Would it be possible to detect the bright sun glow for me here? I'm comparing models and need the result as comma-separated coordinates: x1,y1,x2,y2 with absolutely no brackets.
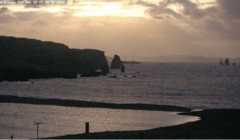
7,0,216,17
44,7,67,13
72,2,146,17
8,2,147,17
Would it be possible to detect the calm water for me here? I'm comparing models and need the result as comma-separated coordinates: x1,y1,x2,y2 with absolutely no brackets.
0,63,239,138
0,103,199,139
0,63,239,109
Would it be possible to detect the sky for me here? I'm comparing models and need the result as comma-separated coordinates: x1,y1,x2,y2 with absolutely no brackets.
0,0,240,60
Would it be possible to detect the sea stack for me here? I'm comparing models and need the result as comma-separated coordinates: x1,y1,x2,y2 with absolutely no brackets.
111,55,123,69
220,60,224,65
121,64,125,72
225,58,230,65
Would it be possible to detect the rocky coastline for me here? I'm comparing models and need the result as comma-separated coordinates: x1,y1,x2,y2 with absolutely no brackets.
0,36,109,82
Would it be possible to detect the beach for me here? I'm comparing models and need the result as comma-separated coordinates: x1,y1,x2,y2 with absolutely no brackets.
45,109,240,139
1,95,239,139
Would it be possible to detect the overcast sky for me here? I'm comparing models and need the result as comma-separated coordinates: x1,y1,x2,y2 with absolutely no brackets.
0,0,240,60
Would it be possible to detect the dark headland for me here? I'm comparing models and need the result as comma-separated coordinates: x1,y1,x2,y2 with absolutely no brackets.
0,36,109,82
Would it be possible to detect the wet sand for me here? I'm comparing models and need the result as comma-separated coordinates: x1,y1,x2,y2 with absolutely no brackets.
1,95,239,139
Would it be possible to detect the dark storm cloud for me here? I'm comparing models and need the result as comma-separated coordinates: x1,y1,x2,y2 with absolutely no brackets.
133,0,217,20
209,0,240,39
133,0,181,19
147,6,182,19
217,0,240,21
134,0,240,23
132,0,240,40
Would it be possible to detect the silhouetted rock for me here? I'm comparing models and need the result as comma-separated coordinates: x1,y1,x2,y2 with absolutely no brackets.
0,36,109,82
110,55,123,69
225,58,230,65
233,63,236,66
220,60,224,65
108,75,117,78
121,64,125,72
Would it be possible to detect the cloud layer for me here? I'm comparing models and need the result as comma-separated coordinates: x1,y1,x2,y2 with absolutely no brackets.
0,0,240,60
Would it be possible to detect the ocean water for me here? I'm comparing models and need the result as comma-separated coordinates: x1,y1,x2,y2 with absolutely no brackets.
0,63,239,138
0,103,199,139
0,63,239,109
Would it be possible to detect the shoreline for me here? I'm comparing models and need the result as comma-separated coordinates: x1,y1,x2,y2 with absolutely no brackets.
0,95,190,112
1,95,239,139
44,109,240,139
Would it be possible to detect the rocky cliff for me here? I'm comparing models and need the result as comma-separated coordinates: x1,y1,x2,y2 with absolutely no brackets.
0,36,109,81
110,55,123,69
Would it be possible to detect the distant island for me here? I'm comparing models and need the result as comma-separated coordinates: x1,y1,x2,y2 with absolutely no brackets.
0,36,109,82
107,55,239,63
122,61,140,64
138,55,240,63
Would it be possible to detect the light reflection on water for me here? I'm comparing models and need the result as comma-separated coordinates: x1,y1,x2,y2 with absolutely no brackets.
0,103,199,139
0,63,239,109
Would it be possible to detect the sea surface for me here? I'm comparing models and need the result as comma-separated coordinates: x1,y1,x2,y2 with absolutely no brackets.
1,62,239,109
0,62,240,138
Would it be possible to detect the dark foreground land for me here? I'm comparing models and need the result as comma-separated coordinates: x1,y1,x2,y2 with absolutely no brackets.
0,95,239,139
0,95,190,112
